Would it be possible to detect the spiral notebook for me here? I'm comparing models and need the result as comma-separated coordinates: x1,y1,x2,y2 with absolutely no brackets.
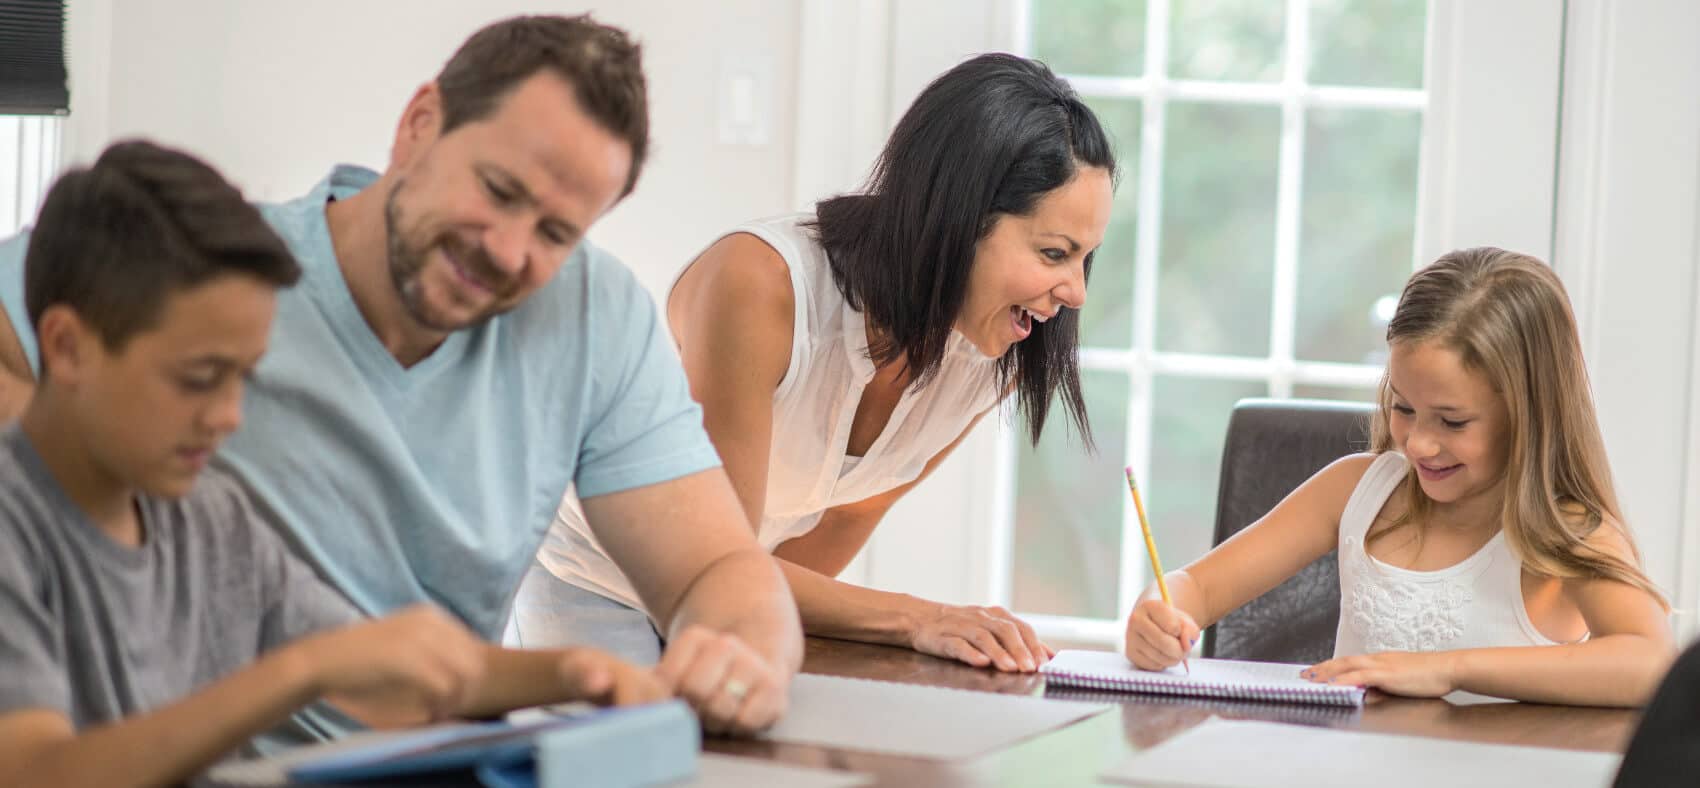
1041,650,1366,708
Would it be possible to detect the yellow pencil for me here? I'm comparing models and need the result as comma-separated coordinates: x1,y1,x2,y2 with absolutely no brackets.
1126,465,1189,674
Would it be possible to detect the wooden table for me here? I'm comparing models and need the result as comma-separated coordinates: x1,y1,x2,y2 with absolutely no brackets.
705,637,1640,787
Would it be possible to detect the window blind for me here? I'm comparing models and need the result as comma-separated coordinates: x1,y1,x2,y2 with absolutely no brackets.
0,0,69,115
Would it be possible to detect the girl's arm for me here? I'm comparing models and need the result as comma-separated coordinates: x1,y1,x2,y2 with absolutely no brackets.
1308,522,1676,707
1124,453,1371,669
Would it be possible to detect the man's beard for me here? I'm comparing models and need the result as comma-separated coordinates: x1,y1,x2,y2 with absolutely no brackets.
383,180,513,333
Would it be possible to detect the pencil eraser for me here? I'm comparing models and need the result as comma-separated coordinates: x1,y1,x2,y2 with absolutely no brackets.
535,700,699,787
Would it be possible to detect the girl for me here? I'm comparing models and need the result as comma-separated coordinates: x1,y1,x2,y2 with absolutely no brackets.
514,53,1117,673
1124,247,1673,706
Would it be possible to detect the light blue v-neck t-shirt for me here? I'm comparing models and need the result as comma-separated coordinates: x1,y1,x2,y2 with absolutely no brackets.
0,165,722,639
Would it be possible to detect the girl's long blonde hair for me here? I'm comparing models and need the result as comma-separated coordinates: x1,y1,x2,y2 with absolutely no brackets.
1369,247,1666,606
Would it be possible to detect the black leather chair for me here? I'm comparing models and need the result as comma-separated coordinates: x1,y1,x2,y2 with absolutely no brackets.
1200,398,1375,664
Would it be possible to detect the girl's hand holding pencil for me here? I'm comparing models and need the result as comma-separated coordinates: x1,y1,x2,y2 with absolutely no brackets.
1122,466,1199,672
1124,597,1202,671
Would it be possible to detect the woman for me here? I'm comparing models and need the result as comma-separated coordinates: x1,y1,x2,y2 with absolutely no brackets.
516,53,1118,672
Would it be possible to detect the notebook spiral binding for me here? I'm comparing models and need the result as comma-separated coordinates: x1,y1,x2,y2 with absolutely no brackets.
1044,686,1362,727
1043,670,1366,708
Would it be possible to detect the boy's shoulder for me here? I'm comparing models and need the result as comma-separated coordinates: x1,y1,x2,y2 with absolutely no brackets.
0,426,57,533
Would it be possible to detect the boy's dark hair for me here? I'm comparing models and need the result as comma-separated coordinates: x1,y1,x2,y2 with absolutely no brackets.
810,53,1119,447
24,140,301,367
437,14,649,199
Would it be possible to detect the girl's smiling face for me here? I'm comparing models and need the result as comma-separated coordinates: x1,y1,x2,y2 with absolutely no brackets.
1386,339,1512,511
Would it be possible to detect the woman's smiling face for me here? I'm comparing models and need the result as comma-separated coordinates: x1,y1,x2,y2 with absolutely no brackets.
954,166,1113,358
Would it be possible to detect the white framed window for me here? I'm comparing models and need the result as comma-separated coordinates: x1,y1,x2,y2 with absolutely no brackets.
989,0,1429,644
0,115,62,237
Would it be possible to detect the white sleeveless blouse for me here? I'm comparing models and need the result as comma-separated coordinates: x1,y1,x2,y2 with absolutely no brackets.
1333,452,1564,657
535,213,1003,612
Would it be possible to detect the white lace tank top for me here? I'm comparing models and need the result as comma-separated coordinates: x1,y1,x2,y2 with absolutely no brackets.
535,213,1003,612
1334,452,1564,657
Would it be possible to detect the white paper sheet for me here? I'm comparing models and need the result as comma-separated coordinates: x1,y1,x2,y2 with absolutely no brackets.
1102,718,1622,788
758,673,1112,760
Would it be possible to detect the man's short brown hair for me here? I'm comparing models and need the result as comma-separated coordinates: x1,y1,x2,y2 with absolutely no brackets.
436,14,649,198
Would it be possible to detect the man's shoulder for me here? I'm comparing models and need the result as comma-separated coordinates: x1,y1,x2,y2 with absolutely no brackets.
511,239,658,344
253,164,374,255
540,238,647,302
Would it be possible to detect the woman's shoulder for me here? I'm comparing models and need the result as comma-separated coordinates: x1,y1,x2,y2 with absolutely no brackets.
674,232,795,330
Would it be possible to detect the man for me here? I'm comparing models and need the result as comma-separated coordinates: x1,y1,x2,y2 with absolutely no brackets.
0,14,800,736
0,139,664,787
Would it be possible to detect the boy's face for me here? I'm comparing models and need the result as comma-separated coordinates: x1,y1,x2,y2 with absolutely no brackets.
64,275,276,498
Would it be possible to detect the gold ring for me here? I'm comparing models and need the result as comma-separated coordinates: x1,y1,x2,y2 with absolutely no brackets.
722,677,749,701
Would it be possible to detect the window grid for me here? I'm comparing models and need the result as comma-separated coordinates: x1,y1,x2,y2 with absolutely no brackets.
0,115,62,238
1003,0,1425,638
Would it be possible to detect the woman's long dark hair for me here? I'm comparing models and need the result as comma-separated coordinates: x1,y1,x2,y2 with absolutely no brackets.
810,53,1118,447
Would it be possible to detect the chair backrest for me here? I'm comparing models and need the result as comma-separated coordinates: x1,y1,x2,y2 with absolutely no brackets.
1201,398,1375,664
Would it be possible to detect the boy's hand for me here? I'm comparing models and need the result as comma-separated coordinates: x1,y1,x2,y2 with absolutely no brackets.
553,647,669,707
298,605,487,726
1123,598,1200,670
1303,651,1458,698
654,625,789,737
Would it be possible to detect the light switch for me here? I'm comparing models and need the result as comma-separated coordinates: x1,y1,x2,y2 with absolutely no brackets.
718,51,773,147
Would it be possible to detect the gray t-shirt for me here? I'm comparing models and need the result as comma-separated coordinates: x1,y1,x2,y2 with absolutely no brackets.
0,425,360,729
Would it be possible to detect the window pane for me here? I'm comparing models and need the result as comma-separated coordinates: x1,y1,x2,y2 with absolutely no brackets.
1169,0,1284,82
1012,370,1129,619
1291,384,1378,404
1295,107,1420,364
1157,101,1279,357
1149,376,1267,569
1080,97,1141,349
1308,0,1428,89
1029,0,1147,77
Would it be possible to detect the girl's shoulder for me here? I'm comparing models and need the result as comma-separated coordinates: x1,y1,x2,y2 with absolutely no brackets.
1299,452,1390,516
1557,502,1637,564
1313,452,1390,493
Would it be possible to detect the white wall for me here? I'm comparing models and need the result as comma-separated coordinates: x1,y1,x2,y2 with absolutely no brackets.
65,0,800,298
1552,2,1700,636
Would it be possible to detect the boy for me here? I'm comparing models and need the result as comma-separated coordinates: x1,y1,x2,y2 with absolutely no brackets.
0,141,664,787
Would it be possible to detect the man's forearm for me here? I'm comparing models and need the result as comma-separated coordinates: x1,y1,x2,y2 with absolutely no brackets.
669,548,803,672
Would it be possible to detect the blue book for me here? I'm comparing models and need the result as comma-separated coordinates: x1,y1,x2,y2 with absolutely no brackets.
287,700,698,787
